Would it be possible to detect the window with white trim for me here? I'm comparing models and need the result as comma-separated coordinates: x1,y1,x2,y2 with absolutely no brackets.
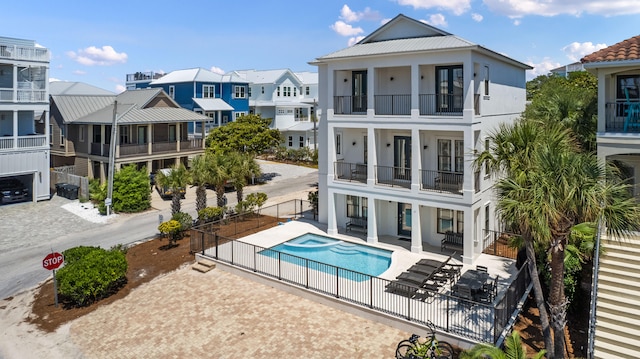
203,85,215,98
79,126,84,142
168,85,175,99
234,111,247,119
234,86,246,98
293,87,297,97
288,135,293,147
248,86,252,97
336,133,342,155
299,136,304,148
49,124,53,145
60,125,65,147
484,66,490,96
261,86,264,94
277,86,280,96
119,126,129,144
437,208,464,234
305,86,310,95
437,139,464,173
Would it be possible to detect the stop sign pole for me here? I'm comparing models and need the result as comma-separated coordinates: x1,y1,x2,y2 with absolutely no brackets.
43,252,64,307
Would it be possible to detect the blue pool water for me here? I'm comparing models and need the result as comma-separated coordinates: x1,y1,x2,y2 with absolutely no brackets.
261,233,392,281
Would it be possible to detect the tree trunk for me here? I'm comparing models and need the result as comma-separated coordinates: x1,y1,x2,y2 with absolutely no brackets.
195,185,206,213
171,193,181,215
549,239,568,358
526,238,555,358
236,185,243,205
216,185,225,207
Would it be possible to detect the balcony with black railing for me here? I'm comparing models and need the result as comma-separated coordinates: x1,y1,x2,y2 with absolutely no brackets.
375,165,411,189
334,161,367,184
419,94,463,116
605,101,640,133
334,95,367,115
374,94,411,115
421,170,463,195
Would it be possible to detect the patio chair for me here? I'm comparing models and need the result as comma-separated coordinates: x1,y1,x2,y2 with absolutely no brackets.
476,265,488,273
441,263,462,281
452,284,474,307
482,275,499,300
624,88,640,132
407,264,438,277
386,280,420,298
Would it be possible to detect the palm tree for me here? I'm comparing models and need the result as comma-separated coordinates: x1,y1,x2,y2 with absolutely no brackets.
477,118,640,358
155,163,190,215
460,331,546,359
228,151,261,204
190,154,211,213
206,152,232,207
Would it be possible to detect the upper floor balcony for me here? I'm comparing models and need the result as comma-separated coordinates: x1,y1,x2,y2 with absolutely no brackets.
0,134,47,151
89,138,204,158
332,65,481,117
604,100,640,133
126,71,165,82
0,43,49,63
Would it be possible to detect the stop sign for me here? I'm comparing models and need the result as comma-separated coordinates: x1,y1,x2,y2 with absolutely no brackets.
43,252,64,270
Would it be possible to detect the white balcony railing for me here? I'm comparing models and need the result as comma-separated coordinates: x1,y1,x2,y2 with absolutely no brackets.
0,88,47,102
0,44,50,62
0,135,47,150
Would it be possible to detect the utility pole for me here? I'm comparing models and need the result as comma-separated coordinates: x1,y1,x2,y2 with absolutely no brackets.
106,101,118,216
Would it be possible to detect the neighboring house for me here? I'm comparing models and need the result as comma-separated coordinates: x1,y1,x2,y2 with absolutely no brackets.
581,35,640,359
126,68,250,137
549,61,585,78
232,69,319,150
311,14,531,264
0,36,50,202
49,85,209,181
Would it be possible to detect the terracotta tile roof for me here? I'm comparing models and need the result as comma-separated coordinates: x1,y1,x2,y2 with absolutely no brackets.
581,35,640,63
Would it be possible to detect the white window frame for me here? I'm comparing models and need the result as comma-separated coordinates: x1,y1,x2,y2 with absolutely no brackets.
234,111,247,119
59,125,65,147
305,86,310,95
203,84,215,98
168,85,175,99
299,135,304,148
484,65,490,97
336,132,343,158
79,126,84,142
288,135,293,147
234,86,246,99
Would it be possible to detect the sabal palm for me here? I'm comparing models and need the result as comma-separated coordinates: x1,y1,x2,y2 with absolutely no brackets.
478,118,640,358
460,331,546,359
206,153,232,207
229,152,261,204
190,154,211,213
156,163,190,215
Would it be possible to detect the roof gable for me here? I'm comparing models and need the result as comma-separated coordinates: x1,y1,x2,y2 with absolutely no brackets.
115,88,178,109
581,35,640,64
358,14,450,44
51,95,115,123
50,81,114,96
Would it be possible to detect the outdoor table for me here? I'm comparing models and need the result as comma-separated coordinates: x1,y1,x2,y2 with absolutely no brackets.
454,269,489,293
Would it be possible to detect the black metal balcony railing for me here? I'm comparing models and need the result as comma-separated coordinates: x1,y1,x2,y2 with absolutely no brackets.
375,165,411,189
419,94,463,116
605,102,640,132
334,161,367,184
421,170,463,195
482,229,520,260
334,95,367,115
374,94,411,115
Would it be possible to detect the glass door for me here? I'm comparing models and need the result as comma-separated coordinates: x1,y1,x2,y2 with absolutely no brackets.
398,203,412,237
436,66,463,113
394,136,411,180
352,71,367,113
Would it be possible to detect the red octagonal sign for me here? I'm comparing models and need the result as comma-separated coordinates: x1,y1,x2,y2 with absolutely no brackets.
43,252,64,270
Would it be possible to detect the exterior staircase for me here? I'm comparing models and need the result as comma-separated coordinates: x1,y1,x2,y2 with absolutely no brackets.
593,236,640,358
192,257,217,273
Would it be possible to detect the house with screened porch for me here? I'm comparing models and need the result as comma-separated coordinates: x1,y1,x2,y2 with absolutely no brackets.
311,14,531,264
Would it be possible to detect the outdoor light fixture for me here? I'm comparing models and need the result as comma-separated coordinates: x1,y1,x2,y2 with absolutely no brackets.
390,77,394,81
344,78,348,82
423,145,428,150
352,141,356,146
387,143,391,147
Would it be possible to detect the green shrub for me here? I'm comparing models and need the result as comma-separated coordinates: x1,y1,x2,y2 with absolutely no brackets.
198,207,224,224
112,165,151,213
158,219,182,245
172,212,193,232
56,246,127,307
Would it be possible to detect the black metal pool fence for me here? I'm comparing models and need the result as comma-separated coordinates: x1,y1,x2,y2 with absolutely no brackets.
199,234,531,344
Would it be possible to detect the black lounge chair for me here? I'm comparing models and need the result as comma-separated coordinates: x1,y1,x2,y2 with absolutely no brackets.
385,280,421,298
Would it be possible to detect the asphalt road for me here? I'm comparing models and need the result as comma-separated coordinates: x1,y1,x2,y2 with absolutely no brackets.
0,161,317,299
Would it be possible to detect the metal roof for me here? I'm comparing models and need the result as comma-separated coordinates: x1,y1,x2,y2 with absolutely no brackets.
151,67,248,84
294,71,318,85
315,36,475,60
73,104,209,124
52,95,116,123
283,122,316,131
192,98,234,111
116,88,165,108
49,81,114,96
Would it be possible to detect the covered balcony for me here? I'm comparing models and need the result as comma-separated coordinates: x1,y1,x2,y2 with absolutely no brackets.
0,110,46,151
0,64,47,103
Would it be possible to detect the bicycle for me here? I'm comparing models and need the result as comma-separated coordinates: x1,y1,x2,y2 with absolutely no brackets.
395,323,455,359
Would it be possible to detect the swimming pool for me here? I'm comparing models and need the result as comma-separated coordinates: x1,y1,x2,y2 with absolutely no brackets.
261,233,392,281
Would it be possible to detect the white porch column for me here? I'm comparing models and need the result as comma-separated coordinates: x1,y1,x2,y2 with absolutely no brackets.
367,127,376,186
12,110,17,146
12,65,17,101
367,195,378,244
411,64,420,117
367,66,375,117
462,208,474,264
411,201,422,253
176,122,181,152
147,125,153,154
327,190,338,236
411,127,420,191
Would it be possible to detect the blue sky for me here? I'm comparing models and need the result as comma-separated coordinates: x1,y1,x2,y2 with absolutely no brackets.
4,0,640,93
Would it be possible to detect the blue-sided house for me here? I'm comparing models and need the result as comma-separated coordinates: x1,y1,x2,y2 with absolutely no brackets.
125,68,250,137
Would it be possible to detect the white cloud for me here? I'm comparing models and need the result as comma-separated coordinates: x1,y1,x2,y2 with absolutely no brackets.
210,66,225,75
49,78,62,82
396,0,471,16
115,84,126,93
73,70,86,75
526,58,562,80
348,36,366,46
484,0,640,18
67,45,127,66
331,20,364,36
471,13,483,22
340,5,381,22
562,41,607,62
513,19,521,25
425,13,448,27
